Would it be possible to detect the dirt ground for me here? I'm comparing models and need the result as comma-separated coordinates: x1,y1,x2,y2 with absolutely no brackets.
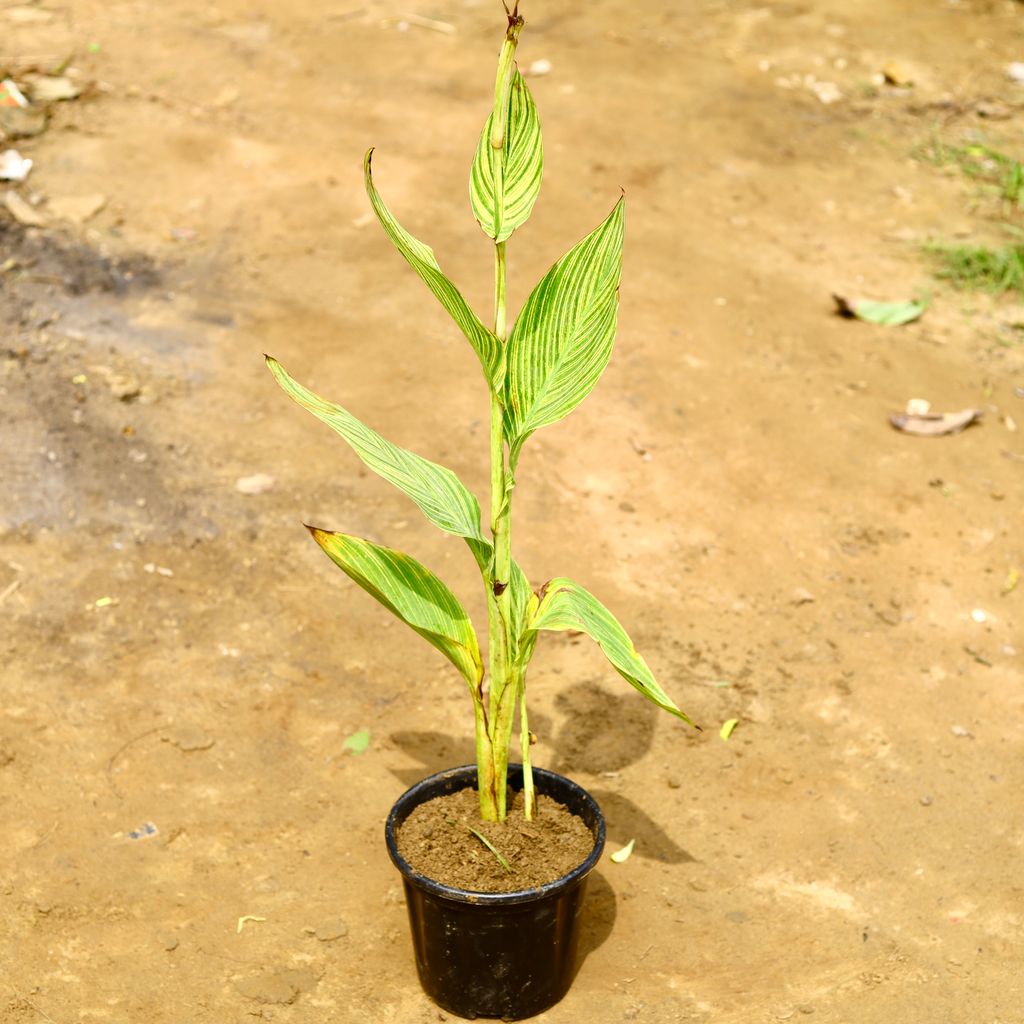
2,0,1024,1021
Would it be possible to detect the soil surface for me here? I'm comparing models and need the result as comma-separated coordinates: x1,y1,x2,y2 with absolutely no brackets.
2,1,1024,1022
396,786,595,892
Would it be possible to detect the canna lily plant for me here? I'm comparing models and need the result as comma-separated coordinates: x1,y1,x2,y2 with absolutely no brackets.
267,2,696,825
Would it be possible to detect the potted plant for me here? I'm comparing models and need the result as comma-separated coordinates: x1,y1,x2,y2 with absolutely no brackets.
266,3,697,1018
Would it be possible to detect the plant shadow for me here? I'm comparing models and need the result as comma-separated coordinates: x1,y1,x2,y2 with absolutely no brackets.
549,681,656,775
591,789,697,864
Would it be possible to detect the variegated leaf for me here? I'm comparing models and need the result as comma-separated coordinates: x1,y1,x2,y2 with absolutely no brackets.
505,198,625,462
364,149,504,390
470,69,543,243
267,356,491,571
524,576,697,727
309,528,484,693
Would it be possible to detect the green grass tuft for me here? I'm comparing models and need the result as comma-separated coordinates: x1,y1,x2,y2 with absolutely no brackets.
925,242,1024,296
915,137,1024,214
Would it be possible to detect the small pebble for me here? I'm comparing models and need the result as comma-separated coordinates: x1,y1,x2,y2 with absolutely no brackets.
950,725,971,738
236,473,275,495
920,795,933,807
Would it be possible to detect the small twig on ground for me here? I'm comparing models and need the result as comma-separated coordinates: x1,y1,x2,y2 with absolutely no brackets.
105,725,165,799
0,579,21,605
382,13,456,33
327,7,367,21
1,972,62,1024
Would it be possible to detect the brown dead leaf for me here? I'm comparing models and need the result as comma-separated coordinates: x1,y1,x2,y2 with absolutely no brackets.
889,409,982,436
23,75,82,103
4,190,46,226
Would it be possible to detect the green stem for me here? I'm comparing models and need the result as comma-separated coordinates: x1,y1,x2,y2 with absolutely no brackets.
487,242,515,821
519,680,534,819
480,7,524,824
474,692,497,821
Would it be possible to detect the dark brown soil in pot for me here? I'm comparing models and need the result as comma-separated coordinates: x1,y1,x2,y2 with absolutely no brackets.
396,785,595,892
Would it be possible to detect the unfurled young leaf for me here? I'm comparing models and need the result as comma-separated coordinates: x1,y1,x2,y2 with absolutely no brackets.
309,528,484,695
505,199,625,463
523,576,696,727
267,356,491,570
470,69,543,243
364,150,504,390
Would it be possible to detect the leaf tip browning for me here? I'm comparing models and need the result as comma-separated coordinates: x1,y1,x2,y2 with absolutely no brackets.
304,523,334,545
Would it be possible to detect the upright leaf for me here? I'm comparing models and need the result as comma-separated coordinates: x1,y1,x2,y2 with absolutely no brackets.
470,69,543,243
309,528,484,695
523,576,697,727
267,356,491,571
505,199,625,462
364,149,504,390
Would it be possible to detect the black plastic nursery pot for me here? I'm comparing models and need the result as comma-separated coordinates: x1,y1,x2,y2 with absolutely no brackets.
385,764,606,1021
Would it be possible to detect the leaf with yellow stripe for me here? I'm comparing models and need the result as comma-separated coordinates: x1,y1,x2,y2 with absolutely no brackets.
470,69,543,243
364,149,504,390
523,576,697,727
309,528,484,696
505,198,625,464
267,356,490,571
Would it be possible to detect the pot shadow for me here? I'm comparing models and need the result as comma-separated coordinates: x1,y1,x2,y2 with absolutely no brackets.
591,789,697,864
575,869,616,975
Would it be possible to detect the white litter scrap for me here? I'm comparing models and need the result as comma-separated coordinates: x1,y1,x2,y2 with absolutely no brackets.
0,149,32,182
235,473,275,495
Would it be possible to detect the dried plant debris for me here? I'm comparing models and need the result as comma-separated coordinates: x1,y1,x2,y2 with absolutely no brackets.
890,407,982,436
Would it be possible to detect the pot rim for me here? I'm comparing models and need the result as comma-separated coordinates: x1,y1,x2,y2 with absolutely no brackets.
385,763,606,906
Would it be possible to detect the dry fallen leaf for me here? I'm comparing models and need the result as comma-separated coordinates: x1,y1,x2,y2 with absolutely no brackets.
833,294,926,325
610,839,635,864
889,408,982,436
4,190,46,226
23,75,82,103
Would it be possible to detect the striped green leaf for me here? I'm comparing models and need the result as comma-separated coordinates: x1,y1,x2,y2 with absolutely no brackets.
505,198,625,462
309,528,484,694
523,577,697,727
470,69,543,243
267,356,491,572
364,149,504,391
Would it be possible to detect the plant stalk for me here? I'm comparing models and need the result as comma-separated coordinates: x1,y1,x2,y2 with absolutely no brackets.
480,6,526,824
519,682,535,819
487,241,515,821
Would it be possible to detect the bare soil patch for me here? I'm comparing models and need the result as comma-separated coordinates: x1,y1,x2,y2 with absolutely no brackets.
2,2,1023,1023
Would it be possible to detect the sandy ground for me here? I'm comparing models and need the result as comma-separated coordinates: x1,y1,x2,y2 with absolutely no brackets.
2,1,1024,1021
